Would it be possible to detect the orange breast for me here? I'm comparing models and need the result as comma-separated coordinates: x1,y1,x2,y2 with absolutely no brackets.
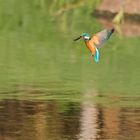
85,41,96,55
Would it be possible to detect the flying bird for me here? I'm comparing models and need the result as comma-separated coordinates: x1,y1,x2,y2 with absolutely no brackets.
74,28,114,63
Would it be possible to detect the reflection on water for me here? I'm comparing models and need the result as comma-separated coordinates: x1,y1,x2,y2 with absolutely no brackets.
0,97,139,140
79,92,98,140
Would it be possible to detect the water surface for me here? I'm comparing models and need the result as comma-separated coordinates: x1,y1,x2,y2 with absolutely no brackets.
0,0,140,139
0,97,140,140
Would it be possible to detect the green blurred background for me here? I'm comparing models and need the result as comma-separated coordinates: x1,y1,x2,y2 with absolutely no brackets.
0,0,139,103
0,1,140,140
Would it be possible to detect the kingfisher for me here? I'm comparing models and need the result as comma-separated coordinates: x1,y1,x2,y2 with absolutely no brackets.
74,28,114,63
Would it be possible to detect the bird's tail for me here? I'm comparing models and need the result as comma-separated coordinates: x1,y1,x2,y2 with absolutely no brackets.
93,47,99,63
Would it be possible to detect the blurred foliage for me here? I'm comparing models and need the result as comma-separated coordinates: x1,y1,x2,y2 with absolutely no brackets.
112,6,124,36
113,7,124,24
0,0,139,103
49,0,100,16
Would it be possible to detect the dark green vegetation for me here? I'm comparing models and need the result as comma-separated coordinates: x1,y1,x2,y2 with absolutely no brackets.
0,0,139,106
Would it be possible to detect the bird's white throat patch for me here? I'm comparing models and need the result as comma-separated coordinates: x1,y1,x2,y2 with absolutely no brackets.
84,36,90,40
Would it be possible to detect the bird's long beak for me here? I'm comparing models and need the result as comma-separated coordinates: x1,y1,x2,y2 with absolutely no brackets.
73,36,81,41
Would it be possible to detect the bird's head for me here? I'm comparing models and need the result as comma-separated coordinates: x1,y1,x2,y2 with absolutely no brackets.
74,33,90,41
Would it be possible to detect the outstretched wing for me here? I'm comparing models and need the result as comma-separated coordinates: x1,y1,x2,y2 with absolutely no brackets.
89,29,114,48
